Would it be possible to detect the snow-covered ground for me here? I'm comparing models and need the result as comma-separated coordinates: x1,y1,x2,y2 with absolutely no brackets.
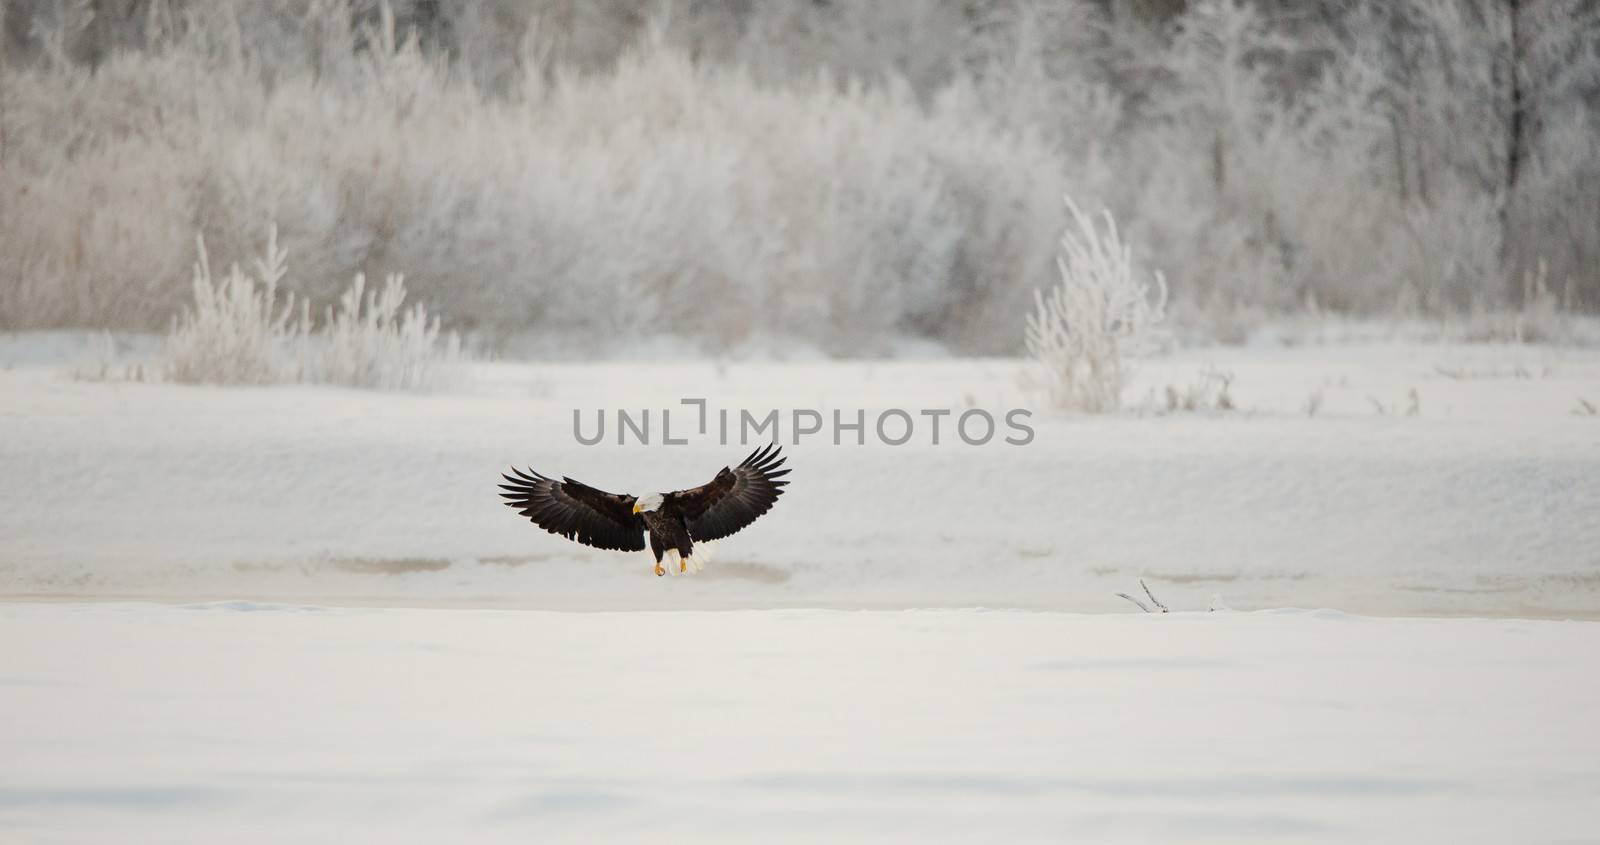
3,334,1599,842
3,335,1598,616
3,602,1598,843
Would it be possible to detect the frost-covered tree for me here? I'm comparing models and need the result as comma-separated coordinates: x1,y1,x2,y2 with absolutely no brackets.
1026,197,1166,413
1,0,1596,350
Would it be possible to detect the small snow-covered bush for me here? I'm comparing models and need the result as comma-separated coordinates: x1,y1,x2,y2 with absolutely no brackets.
318,273,461,391
1157,367,1236,415
164,230,308,386
1025,197,1166,413
162,228,459,390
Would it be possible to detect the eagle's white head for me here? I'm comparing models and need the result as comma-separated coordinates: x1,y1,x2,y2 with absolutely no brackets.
632,493,665,514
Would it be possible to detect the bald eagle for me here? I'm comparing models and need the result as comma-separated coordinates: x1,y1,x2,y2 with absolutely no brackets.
499,445,790,576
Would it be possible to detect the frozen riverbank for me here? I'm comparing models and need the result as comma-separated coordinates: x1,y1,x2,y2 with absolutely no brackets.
3,342,1599,616
2,602,1597,843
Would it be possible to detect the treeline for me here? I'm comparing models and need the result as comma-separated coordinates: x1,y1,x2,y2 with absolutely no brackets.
1,0,1596,351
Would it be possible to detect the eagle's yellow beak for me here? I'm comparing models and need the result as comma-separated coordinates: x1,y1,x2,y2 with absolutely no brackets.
632,502,642,514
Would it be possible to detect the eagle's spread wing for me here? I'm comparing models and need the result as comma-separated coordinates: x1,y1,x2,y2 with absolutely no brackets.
668,444,790,542
499,469,646,552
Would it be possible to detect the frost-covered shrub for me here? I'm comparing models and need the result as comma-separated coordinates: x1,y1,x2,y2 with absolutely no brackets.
1025,197,1166,413
165,231,308,386
1157,367,1236,415
317,273,461,391
162,228,459,390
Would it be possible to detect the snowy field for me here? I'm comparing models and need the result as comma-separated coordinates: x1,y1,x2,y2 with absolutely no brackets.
3,335,1600,842
3,335,1599,616
3,602,1599,843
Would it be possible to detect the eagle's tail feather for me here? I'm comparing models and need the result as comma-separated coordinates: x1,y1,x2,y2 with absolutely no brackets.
686,541,718,574
662,542,719,575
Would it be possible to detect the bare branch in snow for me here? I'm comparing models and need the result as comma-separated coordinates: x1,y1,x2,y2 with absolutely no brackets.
1141,578,1170,613
1115,592,1152,613
1117,578,1172,613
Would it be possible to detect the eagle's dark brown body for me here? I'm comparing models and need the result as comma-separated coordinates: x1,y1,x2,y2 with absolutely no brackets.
499,444,790,576
641,509,696,564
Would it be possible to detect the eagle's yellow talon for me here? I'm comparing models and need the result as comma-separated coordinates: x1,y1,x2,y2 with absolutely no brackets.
680,559,688,573
654,564,664,577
